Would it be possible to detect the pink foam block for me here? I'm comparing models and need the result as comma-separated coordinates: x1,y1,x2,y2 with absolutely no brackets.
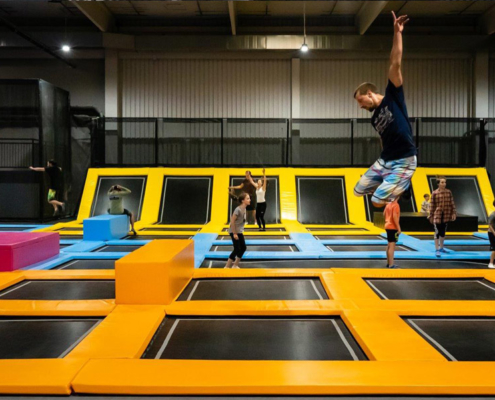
0,232,60,271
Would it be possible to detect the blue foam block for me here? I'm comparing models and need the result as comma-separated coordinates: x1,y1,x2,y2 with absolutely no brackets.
83,215,128,241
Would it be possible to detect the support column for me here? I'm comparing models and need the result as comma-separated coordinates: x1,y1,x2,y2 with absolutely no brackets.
291,58,301,165
474,51,489,118
105,50,122,164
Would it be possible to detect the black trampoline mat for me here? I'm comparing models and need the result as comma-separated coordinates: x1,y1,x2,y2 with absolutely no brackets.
327,245,412,252
141,227,201,232
223,227,286,232
316,235,384,240
211,245,298,252
0,280,115,300
177,278,328,301
160,176,212,224
123,235,193,240
142,317,366,361
366,278,495,300
446,245,488,252
55,259,116,270
411,235,482,240
217,235,290,240
60,244,71,249
297,177,348,225
93,245,142,253
56,227,83,231
199,259,487,269
91,176,147,221
406,317,495,361
365,188,416,222
60,235,82,240
0,317,101,359
0,227,31,231
307,228,366,232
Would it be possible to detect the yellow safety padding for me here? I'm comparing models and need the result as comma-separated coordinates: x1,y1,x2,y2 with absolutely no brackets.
331,268,494,278
22,270,115,280
352,298,495,316
116,240,194,305
164,300,355,316
0,300,115,316
343,310,446,361
0,272,24,291
321,274,378,301
72,359,495,395
67,305,165,359
0,359,87,395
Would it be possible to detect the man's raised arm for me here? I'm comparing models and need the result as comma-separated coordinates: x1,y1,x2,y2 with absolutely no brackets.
389,11,409,88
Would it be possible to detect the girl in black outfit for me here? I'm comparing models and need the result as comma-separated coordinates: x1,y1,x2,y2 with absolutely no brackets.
225,193,250,269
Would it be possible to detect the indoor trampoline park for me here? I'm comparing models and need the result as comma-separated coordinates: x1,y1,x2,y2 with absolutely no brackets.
1,0,495,398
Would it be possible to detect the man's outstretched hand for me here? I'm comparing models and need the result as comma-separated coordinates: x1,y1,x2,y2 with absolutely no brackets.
392,11,409,33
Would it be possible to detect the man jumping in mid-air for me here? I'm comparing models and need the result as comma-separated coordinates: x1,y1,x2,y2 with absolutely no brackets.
353,12,417,207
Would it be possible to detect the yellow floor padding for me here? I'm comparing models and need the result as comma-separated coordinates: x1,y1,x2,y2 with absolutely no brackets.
72,359,495,395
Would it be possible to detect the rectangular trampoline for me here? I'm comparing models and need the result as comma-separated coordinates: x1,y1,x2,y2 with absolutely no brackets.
222,227,286,232
93,245,142,253
142,316,367,361
307,228,367,232
446,245,488,252
123,235,193,240
217,235,290,240
199,259,487,269
0,317,101,359
55,259,117,270
326,245,413,252
296,177,349,225
366,278,495,300
141,227,201,232
159,176,212,225
211,245,298,252
315,235,384,240
177,278,328,301
411,235,483,240
0,280,115,300
405,317,495,361
90,176,147,221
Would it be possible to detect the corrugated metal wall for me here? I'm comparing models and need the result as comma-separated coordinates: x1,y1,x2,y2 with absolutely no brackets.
121,59,291,118
300,57,472,118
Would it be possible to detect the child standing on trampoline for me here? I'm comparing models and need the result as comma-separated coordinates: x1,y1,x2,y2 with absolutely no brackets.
384,197,401,269
428,176,456,257
256,168,267,231
108,185,137,235
353,12,417,207
225,193,250,269
488,201,495,269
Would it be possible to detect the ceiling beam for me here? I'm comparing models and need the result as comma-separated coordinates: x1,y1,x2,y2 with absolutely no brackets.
228,1,236,36
480,4,495,35
355,1,388,35
73,2,116,33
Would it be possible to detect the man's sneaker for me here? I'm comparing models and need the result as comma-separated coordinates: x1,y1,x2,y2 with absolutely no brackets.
439,248,448,253
389,264,400,269
435,250,441,257
489,263,495,269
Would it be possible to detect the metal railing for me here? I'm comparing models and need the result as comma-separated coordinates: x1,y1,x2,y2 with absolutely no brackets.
0,138,39,168
94,117,491,168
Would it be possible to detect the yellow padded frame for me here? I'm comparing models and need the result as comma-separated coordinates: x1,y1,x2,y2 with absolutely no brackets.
42,166,493,235
70,267,495,395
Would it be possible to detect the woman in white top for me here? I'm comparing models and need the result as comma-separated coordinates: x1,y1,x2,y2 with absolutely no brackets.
256,168,267,231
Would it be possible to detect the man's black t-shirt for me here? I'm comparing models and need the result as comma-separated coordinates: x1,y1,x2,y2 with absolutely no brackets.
45,166,62,191
371,80,417,162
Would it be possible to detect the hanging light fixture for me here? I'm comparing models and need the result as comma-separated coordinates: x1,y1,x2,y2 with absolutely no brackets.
300,2,309,52
61,15,71,52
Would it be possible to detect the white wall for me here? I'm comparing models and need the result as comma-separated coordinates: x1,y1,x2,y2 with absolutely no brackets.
121,59,291,118
0,59,105,114
300,56,472,118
